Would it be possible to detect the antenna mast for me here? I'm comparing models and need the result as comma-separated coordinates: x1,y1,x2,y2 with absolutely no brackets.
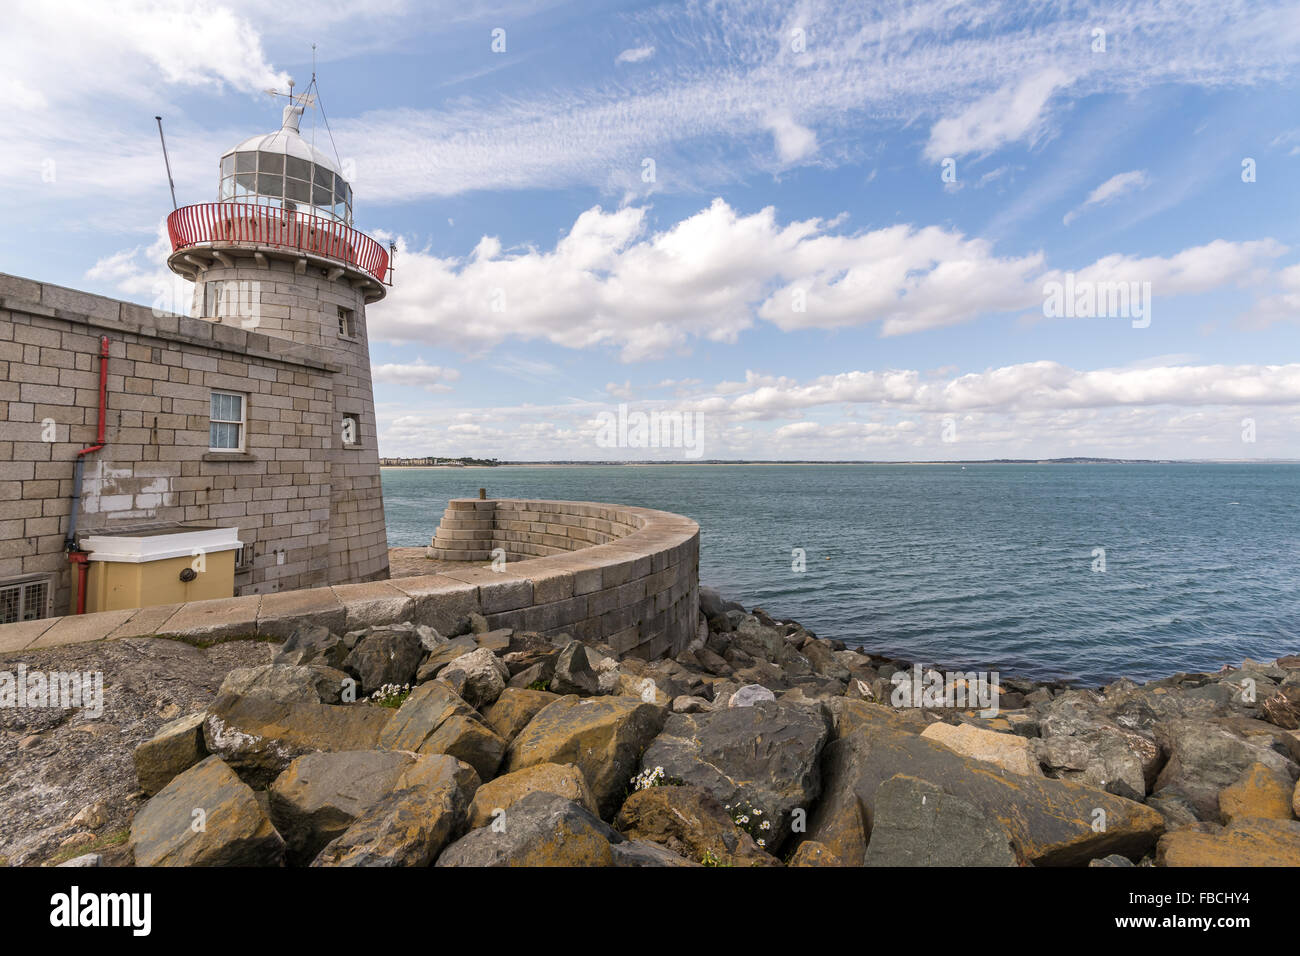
155,116,178,211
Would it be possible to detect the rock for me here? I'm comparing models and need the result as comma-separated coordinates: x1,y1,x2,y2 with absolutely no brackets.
1218,762,1295,823
436,792,621,867
1261,686,1300,729
864,774,1018,867
467,763,596,830
415,636,478,682
128,756,285,866
694,647,733,677
788,841,842,866
438,647,510,710
269,750,474,865
731,617,785,662
728,683,776,708
921,722,1043,777
481,687,560,743
342,627,425,695
56,853,103,867
133,712,209,796
1158,819,1300,866
611,839,699,867
550,641,602,696
807,723,1166,866
1152,718,1299,820
699,587,727,619
640,699,828,847
202,693,392,788
312,783,468,867
70,802,108,830
672,695,712,714
1088,854,1135,867
505,695,667,818
821,697,934,739
218,663,349,705
377,681,506,781
474,629,513,654
1031,724,1159,801
273,625,348,669
614,784,778,866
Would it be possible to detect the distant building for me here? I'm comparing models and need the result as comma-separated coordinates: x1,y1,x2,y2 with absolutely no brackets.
0,92,390,621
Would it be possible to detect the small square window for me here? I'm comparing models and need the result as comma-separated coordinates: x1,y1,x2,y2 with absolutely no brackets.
210,390,246,452
341,413,360,446
338,306,356,338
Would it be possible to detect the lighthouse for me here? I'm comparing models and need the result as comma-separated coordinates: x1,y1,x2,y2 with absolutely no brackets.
164,85,391,588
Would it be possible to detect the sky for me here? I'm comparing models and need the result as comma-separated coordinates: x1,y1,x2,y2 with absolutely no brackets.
4,0,1300,461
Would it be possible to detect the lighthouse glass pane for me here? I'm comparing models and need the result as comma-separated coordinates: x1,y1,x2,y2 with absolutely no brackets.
285,178,310,203
235,151,256,173
313,165,333,190
258,151,283,175
285,156,310,181
259,174,283,198
221,154,234,177
234,173,256,198
219,176,235,200
312,182,332,206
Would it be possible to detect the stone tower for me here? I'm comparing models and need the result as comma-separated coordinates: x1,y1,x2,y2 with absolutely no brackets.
165,92,390,586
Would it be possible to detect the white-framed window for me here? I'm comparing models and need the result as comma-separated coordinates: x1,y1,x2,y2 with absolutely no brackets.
337,306,356,338
0,575,53,624
341,413,360,446
210,390,246,452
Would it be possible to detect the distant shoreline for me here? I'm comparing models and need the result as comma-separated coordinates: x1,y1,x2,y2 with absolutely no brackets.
380,459,1300,469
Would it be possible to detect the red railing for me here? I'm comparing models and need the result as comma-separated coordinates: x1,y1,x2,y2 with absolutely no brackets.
167,202,389,283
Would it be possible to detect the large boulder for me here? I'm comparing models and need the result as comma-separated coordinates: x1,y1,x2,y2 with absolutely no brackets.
481,687,560,744
921,722,1042,777
377,681,506,780
133,712,208,796
218,663,349,705
467,763,596,830
1152,718,1299,820
273,625,348,669
614,784,778,866
549,641,602,696
342,626,425,695
1157,818,1300,866
1218,762,1296,823
128,756,284,866
202,693,392,788
415,636,478,682
807,723,1165,866
505,696,667,818
863,774,1018,866
436,792,622,867
438,647,509,710
611,840,699,867
1031,725,1160,801
312,783,469,867
639,699,828,847
269,750,476,865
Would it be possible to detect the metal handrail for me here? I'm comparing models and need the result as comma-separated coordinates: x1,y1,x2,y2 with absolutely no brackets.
166,202,389,283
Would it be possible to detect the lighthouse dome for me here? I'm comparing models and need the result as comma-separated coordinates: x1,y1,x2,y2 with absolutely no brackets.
217,102,352,225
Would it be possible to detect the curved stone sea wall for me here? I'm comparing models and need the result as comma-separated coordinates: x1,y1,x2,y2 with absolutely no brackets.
0,499,701,662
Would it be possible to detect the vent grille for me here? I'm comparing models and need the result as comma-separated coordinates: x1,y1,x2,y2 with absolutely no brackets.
0,578,51,625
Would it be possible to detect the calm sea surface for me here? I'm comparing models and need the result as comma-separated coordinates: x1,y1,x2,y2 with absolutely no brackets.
381,464,1300,684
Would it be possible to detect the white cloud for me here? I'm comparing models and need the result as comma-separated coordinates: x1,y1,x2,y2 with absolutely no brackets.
372,359,461,392
924,69,1071,161
616,45,655,63
766,112,818,163
1064,169,1149,225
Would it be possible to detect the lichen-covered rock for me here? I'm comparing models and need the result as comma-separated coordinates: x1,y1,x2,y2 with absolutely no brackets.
467,762,596,830
1031,725,1159,801
481,687,560,744
611,839,699,867
128,756,284,867
728,683,775,708
1157,818,1300,866
788,840,842,866
1152,718,1299,820
311,783,468,867
342,626,425,695
1218,762,1295,823
133,712,208,796
807,723,1165,866
218,663,349,705
274,625,348,669
269,750,474,865
864,774,1018,866
202,693,393,788
921,722,1042,777
376,681,506,780
438,647,510,710
614,784,778,866
436,792,621,867
639,699,828,847
505,695,667,818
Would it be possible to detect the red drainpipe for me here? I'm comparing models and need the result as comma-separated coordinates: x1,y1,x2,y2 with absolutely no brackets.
66,336,110,614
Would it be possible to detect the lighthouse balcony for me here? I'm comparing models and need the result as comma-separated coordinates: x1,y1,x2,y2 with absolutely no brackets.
166,202,389,300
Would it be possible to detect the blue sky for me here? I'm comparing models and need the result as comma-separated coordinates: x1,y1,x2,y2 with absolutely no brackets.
4,0,1300,460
